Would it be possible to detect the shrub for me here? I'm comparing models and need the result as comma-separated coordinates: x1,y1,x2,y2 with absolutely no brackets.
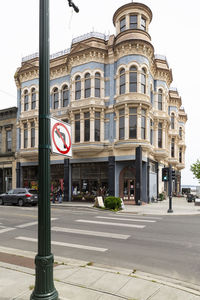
104,196,122,210
159,193,165,201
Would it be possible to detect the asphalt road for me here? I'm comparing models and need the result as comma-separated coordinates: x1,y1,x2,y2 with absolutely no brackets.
0,204,199,285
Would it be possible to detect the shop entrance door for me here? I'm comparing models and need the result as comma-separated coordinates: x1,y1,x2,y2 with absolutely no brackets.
123,179,135,201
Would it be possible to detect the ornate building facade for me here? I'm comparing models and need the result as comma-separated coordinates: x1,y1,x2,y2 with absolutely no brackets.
0,107,17,193
14,2,187,202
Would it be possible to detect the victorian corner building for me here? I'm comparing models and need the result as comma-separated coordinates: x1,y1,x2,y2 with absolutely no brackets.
13,2,187,203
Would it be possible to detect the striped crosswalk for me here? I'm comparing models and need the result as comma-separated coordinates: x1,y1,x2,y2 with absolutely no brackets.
0,212,161,253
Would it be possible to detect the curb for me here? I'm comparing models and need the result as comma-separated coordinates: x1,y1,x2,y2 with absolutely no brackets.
0,246,200,297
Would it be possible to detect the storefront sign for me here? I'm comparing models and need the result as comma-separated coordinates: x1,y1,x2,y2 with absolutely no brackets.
51,117,72,157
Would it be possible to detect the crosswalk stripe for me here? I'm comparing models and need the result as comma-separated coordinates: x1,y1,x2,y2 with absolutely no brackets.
52,226,130,239
0,227,15,234
76,219,145,228
15,236,107,252
96,216,156,223
16,218,58,228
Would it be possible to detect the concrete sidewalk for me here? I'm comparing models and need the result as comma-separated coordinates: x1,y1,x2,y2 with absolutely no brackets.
51,197,200,216
1,247,200,300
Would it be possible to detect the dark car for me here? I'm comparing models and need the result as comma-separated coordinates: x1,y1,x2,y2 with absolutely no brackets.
0,188,38,206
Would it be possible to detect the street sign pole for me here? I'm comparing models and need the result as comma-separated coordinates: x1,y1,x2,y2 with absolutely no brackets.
167,165,173,213
30,1,58,299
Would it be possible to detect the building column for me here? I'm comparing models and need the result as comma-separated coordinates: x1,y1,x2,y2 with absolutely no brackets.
108,156,115,196
147,159,150,203
64,159,70,202
135,146,142,204
16,162,21,188
156,162,159,200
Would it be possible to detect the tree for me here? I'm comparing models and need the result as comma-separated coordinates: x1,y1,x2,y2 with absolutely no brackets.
190,159,200,183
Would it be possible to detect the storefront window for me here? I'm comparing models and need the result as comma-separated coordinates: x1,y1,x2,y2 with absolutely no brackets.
72,163,108,200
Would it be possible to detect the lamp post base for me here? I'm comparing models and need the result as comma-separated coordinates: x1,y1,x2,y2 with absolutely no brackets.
167,209,173,213
30,254,59,300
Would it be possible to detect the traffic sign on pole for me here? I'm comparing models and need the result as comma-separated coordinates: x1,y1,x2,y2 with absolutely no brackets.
50,117,72,157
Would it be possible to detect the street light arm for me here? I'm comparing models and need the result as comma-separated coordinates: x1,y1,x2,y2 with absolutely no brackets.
68,0,79,13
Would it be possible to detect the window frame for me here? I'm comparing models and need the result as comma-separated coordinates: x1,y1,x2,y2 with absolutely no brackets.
62,85,69,107
31,122,35,148
95,112,100,141
158,122,162,148
120,17,126,32
171,138,175,157
75,114,80,143
84,112,90,142
6,130,12,152
171,113,175,129
129,66,137,92
24,123,28,149
53,87,59,109
141,109,146,139
95,72,101,98
84,73,91,98
31,88,36,110
119,68,126,95
119,108,125,140
130,14,138,29
158,89,163,110
141,16,146,31
141,68,146,94
129,107,137,139
75,75,81,100
24,90,29,111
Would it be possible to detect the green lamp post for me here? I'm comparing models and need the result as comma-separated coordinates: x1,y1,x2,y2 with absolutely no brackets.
30,1,78,299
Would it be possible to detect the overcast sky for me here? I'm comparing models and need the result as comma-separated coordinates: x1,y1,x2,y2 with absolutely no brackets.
0,0,199,186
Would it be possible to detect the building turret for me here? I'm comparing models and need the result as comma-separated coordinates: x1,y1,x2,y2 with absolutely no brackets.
113,2,152,46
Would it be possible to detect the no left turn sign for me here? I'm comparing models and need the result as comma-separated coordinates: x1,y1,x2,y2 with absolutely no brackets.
50,117,72,157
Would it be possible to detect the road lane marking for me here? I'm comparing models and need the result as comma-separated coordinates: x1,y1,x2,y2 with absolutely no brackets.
76,219,145,228
16,218,58,228
51,227,130,239
15,236,107,252
0,227,16,234
96,216,156,223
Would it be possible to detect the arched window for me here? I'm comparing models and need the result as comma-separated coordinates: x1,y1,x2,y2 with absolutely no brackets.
95,72,101,97
158,89,163,110
24,90,29,111
84,73,91,98
171,113,175,129
141,68,146,94
179,127,182,139
62,85,69,107
119,68,125,95
31,88,36,110
75,75,81,100
129,66,137,92
53,87,59,109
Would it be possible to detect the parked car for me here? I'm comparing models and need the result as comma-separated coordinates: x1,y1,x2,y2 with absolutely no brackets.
186,193,196,203
0,188,38,206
